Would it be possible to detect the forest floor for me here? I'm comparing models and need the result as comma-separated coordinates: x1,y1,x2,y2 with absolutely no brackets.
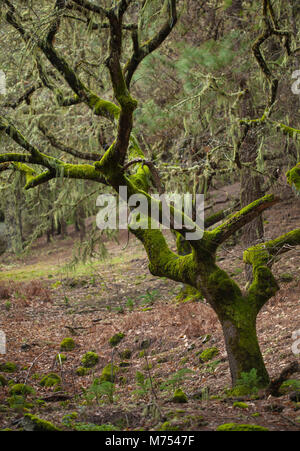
0,191,299,432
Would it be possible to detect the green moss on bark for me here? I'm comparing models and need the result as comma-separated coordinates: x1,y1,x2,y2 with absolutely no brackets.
287,163,300,191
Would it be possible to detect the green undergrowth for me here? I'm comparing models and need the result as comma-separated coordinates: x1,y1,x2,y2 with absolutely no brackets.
216,423,269,431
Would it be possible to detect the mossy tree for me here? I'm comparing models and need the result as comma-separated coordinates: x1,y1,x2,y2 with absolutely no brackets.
0,0,299,387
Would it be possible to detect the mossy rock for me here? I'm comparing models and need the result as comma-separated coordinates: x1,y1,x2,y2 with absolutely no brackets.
100,364,119,383
76,367,90,377
172,389,188,404
40,373,61,388
109,333,125,347
60,337,75,351
0,374,8,386
227,385,252,397
9,384,35,396
233,402,249,409
199,347,219,362
0,362,18,373
81,351,99,368
7,395,33,410
22,414,61,432
216,423,268,431
279,379,300,395
72,422,118,431
158,421,182,431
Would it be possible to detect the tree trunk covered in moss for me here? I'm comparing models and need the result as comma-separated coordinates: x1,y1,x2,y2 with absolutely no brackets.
198,261,271,386
219,306,269,386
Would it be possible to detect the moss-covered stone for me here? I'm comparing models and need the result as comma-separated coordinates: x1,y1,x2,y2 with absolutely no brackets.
109,333,125,347
60,337,75,351
40,373,61,388
199,347,219,362
227,385,253,397
100,364,119,383
0,362,18,373
216,423,269,431
7,395,33,410
76,367,90,377
9,384,35,396
172,388,188,404
158,421,181,431
233,401,249,409
81,351,99,368
23,414,61,431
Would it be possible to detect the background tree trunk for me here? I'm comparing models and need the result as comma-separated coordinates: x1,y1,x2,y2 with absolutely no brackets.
240,82,264,283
